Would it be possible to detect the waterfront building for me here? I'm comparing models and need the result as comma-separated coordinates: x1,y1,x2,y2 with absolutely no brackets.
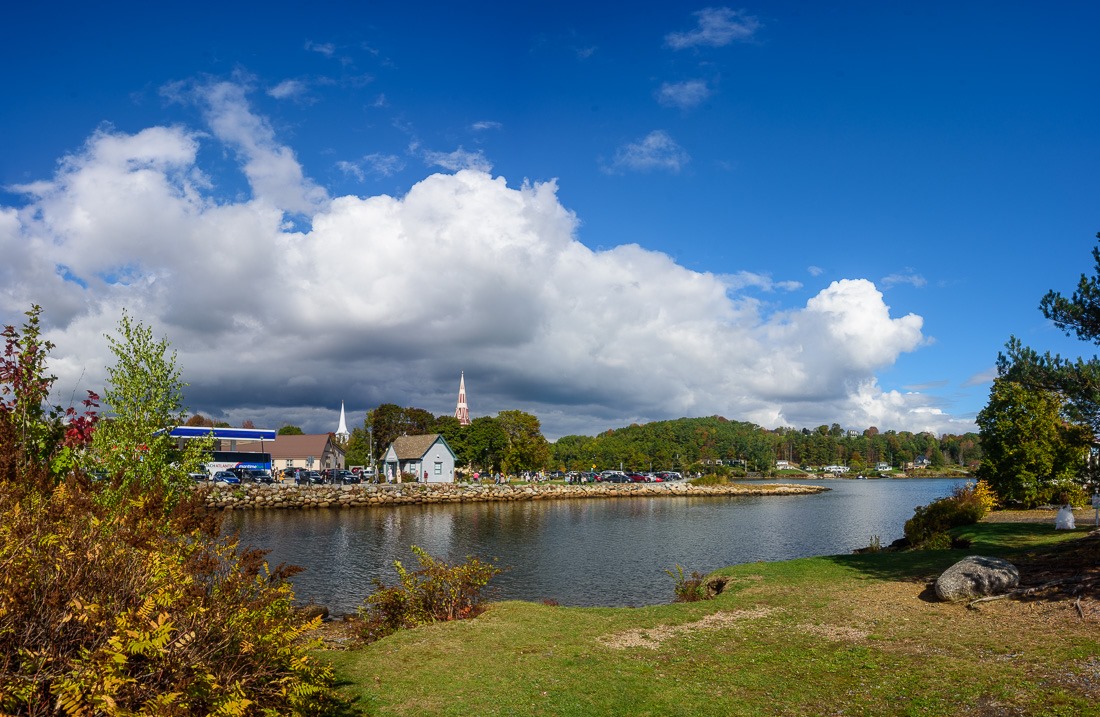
238,433,346,474
382,433,457,483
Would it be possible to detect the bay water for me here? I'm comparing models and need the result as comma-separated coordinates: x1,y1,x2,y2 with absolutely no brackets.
226,478,966,614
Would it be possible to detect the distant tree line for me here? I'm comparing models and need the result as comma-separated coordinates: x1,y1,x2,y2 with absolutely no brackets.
551,416,980,474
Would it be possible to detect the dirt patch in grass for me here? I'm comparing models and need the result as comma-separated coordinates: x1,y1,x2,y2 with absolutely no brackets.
598,607,777,650
984,508,1097,525
978,512,1100,612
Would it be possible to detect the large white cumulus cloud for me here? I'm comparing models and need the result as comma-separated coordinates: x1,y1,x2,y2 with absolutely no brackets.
1,84,959,438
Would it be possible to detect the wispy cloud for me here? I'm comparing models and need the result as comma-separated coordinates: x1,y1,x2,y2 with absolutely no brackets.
665,8,761,50
364,153,405,176
904,379,949,391
964,367,998,387
471,120,502,132
808,265,824,277
724,271,802,292
656,79,711,109
304,40,336,58
268,79,308,101
420,146,492,172
337,153,405,181
880,271,927,289
603,130,689,174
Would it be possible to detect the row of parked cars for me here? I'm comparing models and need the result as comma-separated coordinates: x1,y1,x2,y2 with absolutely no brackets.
565,470,683,484
190,466,277,485
282,467,363,485
191,465,376,486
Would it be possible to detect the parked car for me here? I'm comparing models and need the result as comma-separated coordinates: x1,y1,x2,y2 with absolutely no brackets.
336,469,358,484
282,467,304,481
231,467,259,483
297,470,323,485
596,471,630,483
628,472,648,483
251,470,275,484
213,471,240,484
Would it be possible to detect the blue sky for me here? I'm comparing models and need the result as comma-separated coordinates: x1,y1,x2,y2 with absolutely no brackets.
2,1,1098,439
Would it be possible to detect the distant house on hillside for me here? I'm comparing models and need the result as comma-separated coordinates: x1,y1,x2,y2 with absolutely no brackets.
381,434,456,483
237,433,345,474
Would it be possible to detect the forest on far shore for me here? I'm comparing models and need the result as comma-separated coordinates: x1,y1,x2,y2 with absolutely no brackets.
549,416,978,475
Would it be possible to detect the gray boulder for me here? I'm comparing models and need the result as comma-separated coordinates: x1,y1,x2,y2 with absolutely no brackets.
934,555,1019,602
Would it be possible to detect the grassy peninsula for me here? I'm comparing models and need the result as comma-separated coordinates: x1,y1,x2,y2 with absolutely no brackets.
322,518,1099,716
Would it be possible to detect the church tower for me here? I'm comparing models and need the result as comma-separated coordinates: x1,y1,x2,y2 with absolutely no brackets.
336,401,350,441
454,372,471,426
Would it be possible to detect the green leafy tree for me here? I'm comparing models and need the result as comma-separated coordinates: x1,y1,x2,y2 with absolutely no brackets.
466,416,507,472
90,312,208,507
278,424,304,435
496,410,550,474
344,424,373,468
368,403,437,455
432,414,469,465
976,378,1090,507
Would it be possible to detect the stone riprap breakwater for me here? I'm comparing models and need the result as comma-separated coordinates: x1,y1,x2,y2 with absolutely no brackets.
200,481,826,510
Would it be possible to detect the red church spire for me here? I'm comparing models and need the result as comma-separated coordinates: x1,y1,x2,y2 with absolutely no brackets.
454,372,470,426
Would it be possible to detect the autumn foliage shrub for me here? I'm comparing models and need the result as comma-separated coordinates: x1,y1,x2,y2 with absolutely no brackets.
904,481,995,549
0,470,339,715
0,307,341,715
358,546,504,643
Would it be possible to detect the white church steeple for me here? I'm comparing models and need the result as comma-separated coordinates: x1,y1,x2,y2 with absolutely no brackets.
336,401,350,441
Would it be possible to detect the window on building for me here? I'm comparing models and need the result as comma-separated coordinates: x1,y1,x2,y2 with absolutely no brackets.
434,462,442,475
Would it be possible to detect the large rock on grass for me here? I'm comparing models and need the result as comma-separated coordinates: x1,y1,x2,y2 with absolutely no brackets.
934,555,1019,602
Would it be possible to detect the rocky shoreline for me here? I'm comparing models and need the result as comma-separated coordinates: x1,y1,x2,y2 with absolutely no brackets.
199,481,826,510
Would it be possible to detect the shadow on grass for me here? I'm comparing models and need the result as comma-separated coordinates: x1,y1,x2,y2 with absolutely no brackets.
820,522,1091,586
324,676,369,716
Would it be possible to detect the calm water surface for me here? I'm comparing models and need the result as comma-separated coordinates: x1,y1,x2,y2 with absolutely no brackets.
226,478,965,614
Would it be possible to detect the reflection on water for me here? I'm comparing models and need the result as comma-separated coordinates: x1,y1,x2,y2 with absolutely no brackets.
226,478,965,614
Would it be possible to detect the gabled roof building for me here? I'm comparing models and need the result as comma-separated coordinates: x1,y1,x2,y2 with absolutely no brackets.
237,433,346,473
382,433,457,483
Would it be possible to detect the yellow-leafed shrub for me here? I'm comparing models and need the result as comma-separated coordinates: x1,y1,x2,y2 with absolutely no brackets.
0,470,339,716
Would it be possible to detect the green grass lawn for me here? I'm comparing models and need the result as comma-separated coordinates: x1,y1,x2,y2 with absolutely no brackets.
323,522,1100,716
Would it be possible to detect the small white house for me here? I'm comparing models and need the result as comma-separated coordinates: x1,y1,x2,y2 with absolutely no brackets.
381,433,457,483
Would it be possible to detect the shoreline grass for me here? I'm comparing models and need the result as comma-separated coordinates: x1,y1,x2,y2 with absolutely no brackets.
322,520,1100,716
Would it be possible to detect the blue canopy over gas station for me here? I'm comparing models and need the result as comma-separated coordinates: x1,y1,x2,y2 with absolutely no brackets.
167,426,276,441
